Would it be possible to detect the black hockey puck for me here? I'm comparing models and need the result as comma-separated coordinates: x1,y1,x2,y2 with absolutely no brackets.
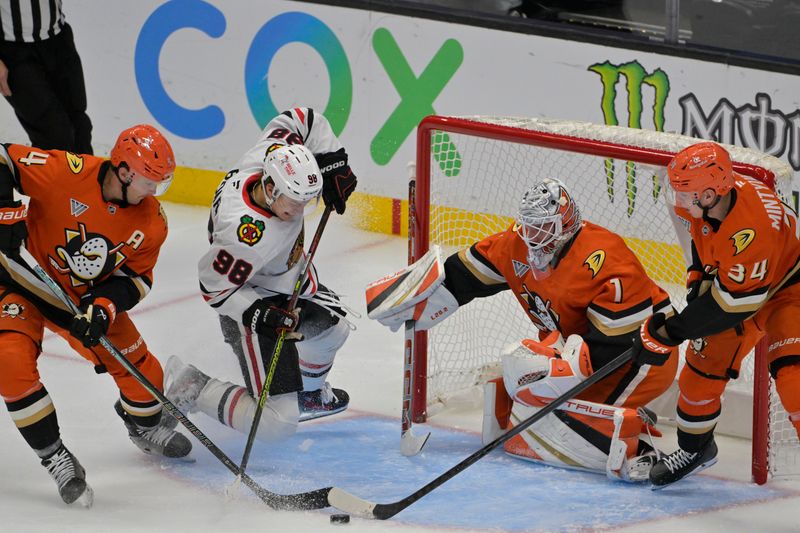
330,514,350,524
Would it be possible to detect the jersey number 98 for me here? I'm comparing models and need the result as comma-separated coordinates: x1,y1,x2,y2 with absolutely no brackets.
213,250,253,284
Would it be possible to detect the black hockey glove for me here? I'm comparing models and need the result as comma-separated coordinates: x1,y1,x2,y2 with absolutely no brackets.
316,149,357,215
243,297,300,339
70,297,116,348
685,267,714,303
631,313,680,366
0,199,27,255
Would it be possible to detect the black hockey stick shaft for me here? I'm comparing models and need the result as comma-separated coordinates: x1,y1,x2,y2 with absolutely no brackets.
327,347,635,519
239,204,334,474
12,248,334,511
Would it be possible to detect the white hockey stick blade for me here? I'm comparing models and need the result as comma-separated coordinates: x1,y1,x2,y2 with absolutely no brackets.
400,428,431,456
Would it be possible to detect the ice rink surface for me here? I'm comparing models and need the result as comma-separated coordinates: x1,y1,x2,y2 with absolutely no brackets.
1,203,799,533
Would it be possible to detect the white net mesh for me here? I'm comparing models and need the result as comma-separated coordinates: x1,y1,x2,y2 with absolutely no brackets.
418,116,798,480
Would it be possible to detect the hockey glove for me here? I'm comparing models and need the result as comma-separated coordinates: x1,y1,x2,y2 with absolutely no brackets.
243,297,301,339
631,313,679,367
70,298,116,348
317,149,357,214
0,199,27,254
685,267,713,303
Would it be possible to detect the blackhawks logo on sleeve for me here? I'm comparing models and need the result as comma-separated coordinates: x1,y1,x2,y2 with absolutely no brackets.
237,215,265,246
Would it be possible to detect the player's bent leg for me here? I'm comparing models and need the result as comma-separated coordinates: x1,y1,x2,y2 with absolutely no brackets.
0,329,93,506
297,319,350,421
73,316,193,459
163,355,300,443
649,358,725,488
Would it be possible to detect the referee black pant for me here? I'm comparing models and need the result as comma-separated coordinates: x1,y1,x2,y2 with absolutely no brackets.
0,23,92,154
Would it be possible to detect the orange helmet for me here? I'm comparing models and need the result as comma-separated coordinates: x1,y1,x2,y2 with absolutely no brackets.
110,124,175,196
667,141,733,196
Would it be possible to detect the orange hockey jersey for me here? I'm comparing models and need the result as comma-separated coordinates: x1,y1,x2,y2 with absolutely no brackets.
666,173,800,340
0,145,167,316
447,220,672,368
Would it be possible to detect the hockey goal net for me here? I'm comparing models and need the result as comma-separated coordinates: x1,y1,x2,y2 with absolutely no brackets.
411,115,799,485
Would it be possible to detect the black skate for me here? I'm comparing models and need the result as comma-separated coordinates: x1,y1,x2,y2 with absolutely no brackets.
650,439,718,489
41,444,94,507
115,400,193,459
298,383,349,422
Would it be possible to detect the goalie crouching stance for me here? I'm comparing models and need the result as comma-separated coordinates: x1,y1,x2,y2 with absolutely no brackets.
368,178,678,481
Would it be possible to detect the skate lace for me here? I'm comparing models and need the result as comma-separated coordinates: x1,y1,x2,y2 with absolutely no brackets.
140,425,178,447
320,382,337,405
663,449,697,473
311,290,359,331
45,448,76,488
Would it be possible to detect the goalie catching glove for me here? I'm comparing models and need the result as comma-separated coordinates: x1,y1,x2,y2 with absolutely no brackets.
365,245,458,331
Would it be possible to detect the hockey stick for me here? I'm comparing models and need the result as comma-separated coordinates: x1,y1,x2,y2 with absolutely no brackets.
325,347,635,519
238,203,334,475
401,170,431,456
10,247,336,511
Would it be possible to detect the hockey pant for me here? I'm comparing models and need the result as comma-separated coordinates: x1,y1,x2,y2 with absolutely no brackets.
677,284,800,451
0,288,163,458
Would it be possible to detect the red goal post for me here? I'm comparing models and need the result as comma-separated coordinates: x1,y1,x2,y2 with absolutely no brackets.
411,115,796,485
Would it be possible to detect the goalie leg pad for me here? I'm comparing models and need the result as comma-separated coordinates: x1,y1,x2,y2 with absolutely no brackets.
482,377,513,444
503,398,652,482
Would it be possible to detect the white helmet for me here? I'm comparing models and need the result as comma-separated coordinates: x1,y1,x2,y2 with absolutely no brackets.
262,145,322,205
516,178,582,275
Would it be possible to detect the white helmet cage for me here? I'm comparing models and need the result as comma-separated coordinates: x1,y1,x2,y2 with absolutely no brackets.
516,177,582,270
262,145,323,205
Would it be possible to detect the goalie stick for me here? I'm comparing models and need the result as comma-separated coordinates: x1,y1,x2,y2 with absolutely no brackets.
238,204,333,475
401,168,431,456
9,247,337,511
324,347,635,519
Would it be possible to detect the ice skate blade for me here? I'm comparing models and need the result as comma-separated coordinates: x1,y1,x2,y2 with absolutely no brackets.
74,485,94,509
650,456,718,491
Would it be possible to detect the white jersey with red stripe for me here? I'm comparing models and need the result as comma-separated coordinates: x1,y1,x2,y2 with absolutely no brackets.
197,107,340,320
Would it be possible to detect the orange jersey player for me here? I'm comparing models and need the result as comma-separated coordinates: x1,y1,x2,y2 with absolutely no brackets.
368,178,678,482
631,141,800,488
0,125,191,508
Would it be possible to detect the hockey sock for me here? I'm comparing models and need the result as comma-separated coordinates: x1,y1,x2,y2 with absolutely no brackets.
196,378,299,443
774,362,800,437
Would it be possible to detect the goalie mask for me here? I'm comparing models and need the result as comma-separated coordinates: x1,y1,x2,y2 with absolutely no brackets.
516,178,582,278
262,145,322,208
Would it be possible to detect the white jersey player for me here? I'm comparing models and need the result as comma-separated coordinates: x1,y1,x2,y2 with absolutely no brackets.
162,108,358,443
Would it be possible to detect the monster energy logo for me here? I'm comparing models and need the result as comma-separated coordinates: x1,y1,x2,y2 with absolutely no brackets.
589,61,671,216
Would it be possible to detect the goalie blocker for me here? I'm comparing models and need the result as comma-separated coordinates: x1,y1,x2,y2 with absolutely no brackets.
483,334,660,482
